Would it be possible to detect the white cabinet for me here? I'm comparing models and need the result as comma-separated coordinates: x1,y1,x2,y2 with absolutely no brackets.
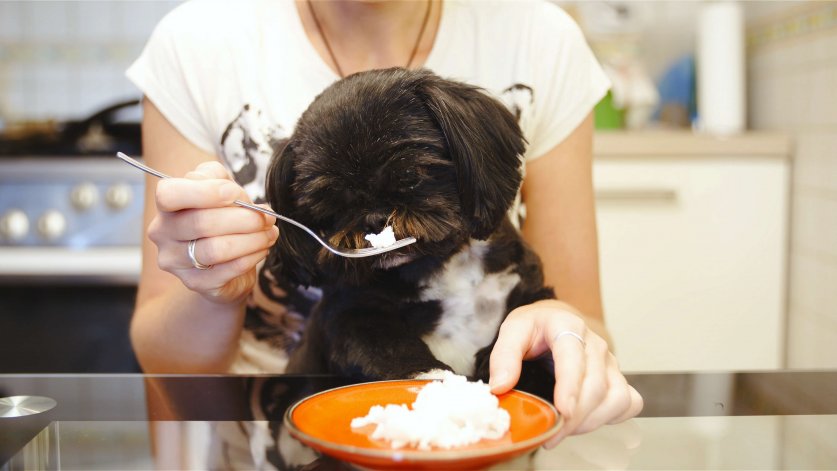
593,132,790,372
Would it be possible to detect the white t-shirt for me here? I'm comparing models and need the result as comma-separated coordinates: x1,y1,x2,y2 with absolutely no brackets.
127,0,609,374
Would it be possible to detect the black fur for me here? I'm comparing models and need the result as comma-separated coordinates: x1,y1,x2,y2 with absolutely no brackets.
265,68,554,386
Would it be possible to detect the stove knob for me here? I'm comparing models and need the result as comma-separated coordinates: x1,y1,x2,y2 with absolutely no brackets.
106,183,133,210
71,182,99,211
0,209,29,241
37,210,66,241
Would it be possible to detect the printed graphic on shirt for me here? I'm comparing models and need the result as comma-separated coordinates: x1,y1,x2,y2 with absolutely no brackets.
220,104,288,203
499,83,534,132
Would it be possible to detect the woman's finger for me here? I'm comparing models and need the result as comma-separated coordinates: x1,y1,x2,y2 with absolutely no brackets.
548,334,609,446
611,386,644,425
573,361,631,435
489,314,539,394
161,206,275,241
193,161,233,180
184,226,279,268
176,248,269,299
155,178,241,211
549,329,588,422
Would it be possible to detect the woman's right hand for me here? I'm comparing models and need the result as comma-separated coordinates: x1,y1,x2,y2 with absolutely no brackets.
147,161,279,305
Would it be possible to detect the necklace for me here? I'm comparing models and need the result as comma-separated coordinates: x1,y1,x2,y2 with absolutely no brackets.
307,0,433,78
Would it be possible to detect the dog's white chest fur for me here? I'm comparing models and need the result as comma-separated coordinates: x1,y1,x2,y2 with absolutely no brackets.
418,240,520,376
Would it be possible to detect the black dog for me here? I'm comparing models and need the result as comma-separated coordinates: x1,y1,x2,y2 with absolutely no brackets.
265,68,555,385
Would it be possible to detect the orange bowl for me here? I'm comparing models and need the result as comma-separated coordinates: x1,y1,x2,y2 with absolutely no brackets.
284,379,561,470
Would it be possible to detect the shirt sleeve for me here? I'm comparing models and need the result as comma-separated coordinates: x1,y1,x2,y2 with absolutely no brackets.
524,3,610,161
125,3,216,154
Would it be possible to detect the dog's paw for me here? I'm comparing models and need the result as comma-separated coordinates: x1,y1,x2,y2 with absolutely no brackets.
412,369,453,380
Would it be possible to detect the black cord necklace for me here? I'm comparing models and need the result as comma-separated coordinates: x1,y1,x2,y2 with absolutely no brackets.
307,0,433,78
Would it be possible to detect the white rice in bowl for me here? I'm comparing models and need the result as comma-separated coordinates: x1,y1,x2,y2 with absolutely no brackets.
350,372,511,450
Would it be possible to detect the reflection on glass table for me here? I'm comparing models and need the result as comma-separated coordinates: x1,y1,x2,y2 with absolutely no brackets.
1,371,836,470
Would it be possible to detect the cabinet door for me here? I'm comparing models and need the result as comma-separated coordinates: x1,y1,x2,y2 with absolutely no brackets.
594,156,788,371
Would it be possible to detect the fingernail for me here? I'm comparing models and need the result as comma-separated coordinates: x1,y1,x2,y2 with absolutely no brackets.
219,182,239,201
489,370,508,389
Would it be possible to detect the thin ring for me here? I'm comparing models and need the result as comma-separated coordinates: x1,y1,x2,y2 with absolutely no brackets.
554,331,586,347
187,239,212,270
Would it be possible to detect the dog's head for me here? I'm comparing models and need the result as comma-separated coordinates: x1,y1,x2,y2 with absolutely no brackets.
265,68,525,286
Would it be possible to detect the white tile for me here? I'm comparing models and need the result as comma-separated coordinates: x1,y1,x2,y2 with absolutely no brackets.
0,2,24,41
804,66,832,127
114,1,172,42
24,1,71,41
824,134,837,194
785,72,807,129
73,65,136,118
791,131,837,193
823,65,837,127
28,63,71,120
788,252,835,320
759,73,792,129
73,1,118,41
786,302,837,368
4,90,27,120
807,29,837,65
791,191,837,258
767,42,798,72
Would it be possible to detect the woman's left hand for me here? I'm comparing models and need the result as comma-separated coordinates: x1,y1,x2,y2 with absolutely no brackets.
488,299,643,447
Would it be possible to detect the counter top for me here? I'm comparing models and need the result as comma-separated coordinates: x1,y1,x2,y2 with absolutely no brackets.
594,130,792,157
1,370,835,470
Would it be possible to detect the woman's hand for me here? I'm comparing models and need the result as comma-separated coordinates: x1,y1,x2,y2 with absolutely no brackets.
489,299,643,447
147,161,279,304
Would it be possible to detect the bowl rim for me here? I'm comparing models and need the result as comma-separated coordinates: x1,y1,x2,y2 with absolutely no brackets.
282,378,562,464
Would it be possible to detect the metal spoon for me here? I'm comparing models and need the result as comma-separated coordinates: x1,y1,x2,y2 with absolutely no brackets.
116,152,417,258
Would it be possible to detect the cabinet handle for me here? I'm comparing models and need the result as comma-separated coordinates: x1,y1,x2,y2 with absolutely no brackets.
595,188,678,202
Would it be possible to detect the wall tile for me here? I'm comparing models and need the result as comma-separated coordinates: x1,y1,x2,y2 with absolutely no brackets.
786,303,837,368
0,1,179,121
824,64,837,126
793,131,837,194
23,1,71,42
791,191,837,258
114,1,174,42
73,1,118,41
0,2,24,42
748,2,837,370
789,252,836,321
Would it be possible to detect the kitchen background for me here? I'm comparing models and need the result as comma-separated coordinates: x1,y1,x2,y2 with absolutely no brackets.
0,1,834,374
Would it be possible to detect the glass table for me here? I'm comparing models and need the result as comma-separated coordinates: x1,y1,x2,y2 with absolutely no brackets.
1,370,836,470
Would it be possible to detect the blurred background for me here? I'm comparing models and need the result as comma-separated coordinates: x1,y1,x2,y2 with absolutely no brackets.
0,0,834,375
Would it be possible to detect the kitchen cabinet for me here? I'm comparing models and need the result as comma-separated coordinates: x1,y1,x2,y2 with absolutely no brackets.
593,131,791,372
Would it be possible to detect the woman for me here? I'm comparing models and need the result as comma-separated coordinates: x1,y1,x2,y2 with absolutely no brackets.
127,0,642,446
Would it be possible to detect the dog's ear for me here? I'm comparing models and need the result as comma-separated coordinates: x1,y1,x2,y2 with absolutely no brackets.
419,74,526,240
264,140,319,287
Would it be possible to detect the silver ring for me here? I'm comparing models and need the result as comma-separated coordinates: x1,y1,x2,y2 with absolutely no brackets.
554,331,586,347
187,239,212,270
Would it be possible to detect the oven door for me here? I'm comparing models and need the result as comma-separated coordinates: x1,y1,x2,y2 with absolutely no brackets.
0,158,143,373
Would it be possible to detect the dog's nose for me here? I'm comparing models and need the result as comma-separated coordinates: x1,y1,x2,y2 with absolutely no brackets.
363,213,390,233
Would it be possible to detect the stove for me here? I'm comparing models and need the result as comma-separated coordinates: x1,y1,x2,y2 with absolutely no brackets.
0,157,144,283
0,100,144,284
0,101,147,372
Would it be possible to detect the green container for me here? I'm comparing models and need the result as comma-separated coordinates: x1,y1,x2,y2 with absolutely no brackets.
594,91,624,130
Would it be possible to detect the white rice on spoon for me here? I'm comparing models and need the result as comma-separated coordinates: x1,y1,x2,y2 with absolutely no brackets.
364,226,397,248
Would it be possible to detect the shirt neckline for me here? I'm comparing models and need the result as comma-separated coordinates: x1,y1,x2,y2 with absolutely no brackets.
287,0,450,81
